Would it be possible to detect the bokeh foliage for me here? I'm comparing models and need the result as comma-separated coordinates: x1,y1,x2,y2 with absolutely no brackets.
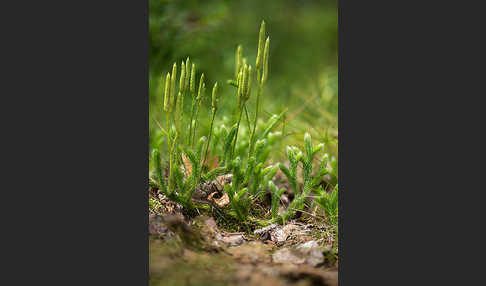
149,0,338,160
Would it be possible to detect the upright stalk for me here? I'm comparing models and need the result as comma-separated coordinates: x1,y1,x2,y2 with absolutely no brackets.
192,73,205,147
249,22,269,158
203,82,219,167
188,62,196,145
249,69,262,157
232,108,244,158
188,99,196,145
203,111,216,167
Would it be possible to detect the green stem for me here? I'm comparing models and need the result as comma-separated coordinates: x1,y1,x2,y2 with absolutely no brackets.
232,107,244,159
166,112,173,193
178,91,186,142
166,113,171,150
249,69,262,158
243,104,251,132
192,100,201,147
188,99,196,145
202,110,216,168
168,135,177,194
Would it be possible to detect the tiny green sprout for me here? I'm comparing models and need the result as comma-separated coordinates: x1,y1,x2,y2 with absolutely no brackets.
233,156,242,173
295,150,303,162
320,154,329,172
263,163,279,179
249,21,268,159
177,91,183,113
203,82,219,166
236,70,243,104
269,181,285,220
240,64,248,100
286,146,294,160
313,143,325,155
316,184,338,226
212,82,219,111
304,132,312,158
151,148,163,186
170,62,177,106
246,65,253,99
331,156,337,173
197,73,205,101
187,62,197,145
255,139,266,158
179,62,185,93
311,154,330,187
262,37,270,84
268,131,282,145
185,58,191,91
163,72,171,112
192,79,206,146
190,63,196,95
256,20,266,70
237,64,252,109
196,136,207,162
235,45,242,78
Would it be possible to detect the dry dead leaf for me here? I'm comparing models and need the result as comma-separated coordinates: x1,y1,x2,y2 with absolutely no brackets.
181,154,192,176
208,192,230,207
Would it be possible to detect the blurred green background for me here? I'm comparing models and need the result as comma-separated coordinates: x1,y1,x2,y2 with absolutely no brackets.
149,0,338,160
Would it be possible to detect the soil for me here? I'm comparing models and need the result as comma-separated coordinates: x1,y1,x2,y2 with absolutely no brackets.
149,191,338,286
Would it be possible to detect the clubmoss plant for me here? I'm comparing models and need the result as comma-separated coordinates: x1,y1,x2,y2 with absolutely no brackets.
188,63,197,145
232,63,252,159
223,157,252,222
249,21,270,158
192,73,206,146
150,20,337,230
151,136,208,210
202,82,219,167
316,184,338,226
268,181,285,220
277,133,328,224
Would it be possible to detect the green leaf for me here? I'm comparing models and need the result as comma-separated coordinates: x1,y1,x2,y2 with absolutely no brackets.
223,124,238,163
202,166,226,182
312,143,325,157
263,163,279,181
304,132,313,164
196,136,207,162
261,110,286,139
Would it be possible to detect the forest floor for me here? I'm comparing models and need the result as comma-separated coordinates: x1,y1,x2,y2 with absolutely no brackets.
149,176,338,286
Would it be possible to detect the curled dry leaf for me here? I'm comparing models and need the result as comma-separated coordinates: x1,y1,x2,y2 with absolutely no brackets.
208,191,230,207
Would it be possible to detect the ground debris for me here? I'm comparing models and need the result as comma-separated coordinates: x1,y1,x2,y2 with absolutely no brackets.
222,234,245,246
149,184,338,286
254,223,279,240
254,222,316,245
279,265,338,286
272,248,306,264
272,240,324,267
295,241,325,267
148,214,173,238
228,241,273,264
208,191,230,207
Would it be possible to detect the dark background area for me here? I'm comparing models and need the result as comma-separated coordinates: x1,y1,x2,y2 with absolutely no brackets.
2,0,480,285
